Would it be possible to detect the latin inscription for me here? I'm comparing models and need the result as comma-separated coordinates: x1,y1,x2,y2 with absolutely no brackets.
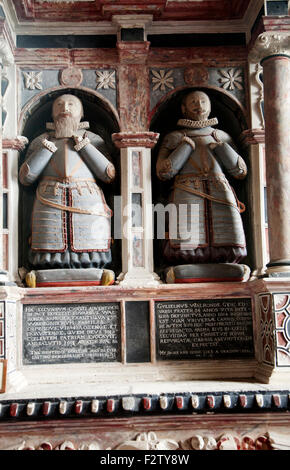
23,302,121,364
155,298,254,360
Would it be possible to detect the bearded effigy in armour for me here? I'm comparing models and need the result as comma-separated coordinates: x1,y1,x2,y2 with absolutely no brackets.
156,90,249,283
19,94,115,286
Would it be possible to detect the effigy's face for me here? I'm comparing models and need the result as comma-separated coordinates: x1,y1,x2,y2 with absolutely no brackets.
52,95,83,122
182,91,211,121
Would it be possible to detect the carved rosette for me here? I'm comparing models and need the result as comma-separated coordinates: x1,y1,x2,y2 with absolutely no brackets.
250,32,290,64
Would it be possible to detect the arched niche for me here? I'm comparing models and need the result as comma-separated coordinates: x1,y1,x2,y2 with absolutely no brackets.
18,87,122,276
149,86,254,276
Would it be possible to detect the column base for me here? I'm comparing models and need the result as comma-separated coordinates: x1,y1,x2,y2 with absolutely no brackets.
6,369,28,393
117,268,162,287
266,264,290,278
0,270,16,286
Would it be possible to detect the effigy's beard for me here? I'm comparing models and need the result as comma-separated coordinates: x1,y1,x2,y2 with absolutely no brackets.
54,115,80,138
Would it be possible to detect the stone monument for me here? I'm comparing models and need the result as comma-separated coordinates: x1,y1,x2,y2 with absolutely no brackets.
156,90,250,283
19,94,115,287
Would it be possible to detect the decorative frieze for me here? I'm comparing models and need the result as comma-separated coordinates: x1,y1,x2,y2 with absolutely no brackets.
4,431,279,451
1,391,290,420
149,65,246,111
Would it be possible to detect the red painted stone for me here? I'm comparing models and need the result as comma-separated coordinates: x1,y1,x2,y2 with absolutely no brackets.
176,396,184,409
239,394,247,408
143,397,151,410
10,403,18,417
206,395,215,408
75,400,83,414
107,399,115,413
42,401,51,416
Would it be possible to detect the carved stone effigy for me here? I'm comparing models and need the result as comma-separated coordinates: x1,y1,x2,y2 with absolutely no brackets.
19,94,115,287
156,90,249,283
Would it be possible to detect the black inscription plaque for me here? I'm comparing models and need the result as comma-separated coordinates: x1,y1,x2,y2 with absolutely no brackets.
125,301,150,363
155,298,254,360
23,302,121,365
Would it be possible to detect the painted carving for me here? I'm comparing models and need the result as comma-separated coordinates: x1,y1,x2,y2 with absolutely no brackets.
156,90,248,283
60,67,83,87
23,71,43,90
181,433,273,450
184,65,209,86
19,94,115,286
218,68,243,91
116,432,179,450
17,440,100,450
151,69,174,91
96,70,116,90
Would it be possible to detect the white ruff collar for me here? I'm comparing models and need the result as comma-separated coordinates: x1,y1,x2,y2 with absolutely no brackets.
177,117,218,129
46,121,90,130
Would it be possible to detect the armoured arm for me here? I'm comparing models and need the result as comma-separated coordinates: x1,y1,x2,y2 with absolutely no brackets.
209,131,247,179
156,132,195,181
19,135,57,186
73,132,115,183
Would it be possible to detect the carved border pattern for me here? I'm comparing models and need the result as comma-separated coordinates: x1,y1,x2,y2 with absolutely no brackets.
259,293,274,365
1,390,290,421
8,431,278,451
273,294,290,366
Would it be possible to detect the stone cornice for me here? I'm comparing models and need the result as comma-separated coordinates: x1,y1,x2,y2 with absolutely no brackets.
249,31,290,64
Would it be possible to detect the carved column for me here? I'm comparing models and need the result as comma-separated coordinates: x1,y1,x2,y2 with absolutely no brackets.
112,16,161,286
0,36,13,283
240,129,267,278
250,32,290,277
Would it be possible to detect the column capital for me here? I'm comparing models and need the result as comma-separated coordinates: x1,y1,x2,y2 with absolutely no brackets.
3,136,29,151
116,41,150,64
239,128,265,147
112,132,159,149
249,31,290,64
0,35,13,66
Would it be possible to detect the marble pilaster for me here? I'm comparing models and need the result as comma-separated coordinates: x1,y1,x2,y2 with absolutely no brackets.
112,132,161,287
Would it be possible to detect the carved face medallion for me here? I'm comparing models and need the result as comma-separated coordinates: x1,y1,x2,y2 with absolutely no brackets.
182,91,211,121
